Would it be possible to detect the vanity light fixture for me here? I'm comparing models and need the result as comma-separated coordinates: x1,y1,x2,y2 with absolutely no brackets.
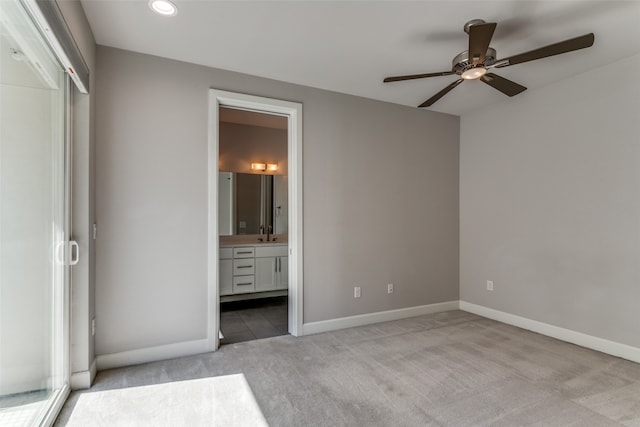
250,163,278,172
149,0,178,16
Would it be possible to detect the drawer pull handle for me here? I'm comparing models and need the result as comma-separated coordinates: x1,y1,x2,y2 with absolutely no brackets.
237,251,253,254
236,282,252,286
237,265,252,269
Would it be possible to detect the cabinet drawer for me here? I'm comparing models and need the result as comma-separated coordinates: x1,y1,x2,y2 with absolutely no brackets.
233,275,255,293
233,259,255,275
233,247,255,258
255,245,287,258
219,247,233,260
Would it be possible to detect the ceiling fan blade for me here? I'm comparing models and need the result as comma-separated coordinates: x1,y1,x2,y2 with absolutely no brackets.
383,71,455,83
468,22,497,64
480,73,527,97
495,33,594,68
418,79,464,107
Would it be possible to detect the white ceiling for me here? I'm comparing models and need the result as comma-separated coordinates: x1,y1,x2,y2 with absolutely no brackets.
79,0,640,116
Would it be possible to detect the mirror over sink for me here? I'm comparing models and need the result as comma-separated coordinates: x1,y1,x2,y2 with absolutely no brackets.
218,171,288,240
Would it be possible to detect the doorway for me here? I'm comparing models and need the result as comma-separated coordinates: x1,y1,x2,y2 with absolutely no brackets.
218,107,288,344
207,90,303,351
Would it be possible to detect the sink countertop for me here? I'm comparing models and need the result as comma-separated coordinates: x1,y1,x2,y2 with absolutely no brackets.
220,234,287,247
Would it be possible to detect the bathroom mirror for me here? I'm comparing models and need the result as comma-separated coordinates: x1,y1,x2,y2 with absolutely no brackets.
219,172,287,236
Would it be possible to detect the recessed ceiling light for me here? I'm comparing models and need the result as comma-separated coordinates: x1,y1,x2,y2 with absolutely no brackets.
149,0,178,16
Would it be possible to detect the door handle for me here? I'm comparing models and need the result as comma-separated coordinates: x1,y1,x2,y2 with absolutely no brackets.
55,241,79,265
69,241,80,266
54,242,65,265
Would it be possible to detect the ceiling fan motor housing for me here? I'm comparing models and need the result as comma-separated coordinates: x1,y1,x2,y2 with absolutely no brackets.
463,18,487,34
452,47,496,74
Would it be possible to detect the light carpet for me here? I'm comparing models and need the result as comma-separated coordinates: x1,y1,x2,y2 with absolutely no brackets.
56,310,640,426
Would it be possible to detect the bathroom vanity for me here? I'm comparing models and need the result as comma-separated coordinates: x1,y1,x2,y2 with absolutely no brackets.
219,242,288,302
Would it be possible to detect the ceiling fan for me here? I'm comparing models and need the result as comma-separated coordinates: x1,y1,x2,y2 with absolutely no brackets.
384,19,594,107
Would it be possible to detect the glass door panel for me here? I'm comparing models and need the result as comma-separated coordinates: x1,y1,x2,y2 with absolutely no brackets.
0,0,69,425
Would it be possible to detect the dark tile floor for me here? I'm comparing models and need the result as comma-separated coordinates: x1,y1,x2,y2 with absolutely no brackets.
219,296,288,345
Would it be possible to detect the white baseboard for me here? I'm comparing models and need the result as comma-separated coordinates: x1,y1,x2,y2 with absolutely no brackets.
301,300,460,336
70,358,97,390
96,338,210,371
95,303,458,371
460,301,640,364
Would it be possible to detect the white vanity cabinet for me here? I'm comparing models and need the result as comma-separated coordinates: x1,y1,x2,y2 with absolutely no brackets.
220,244,287,298
254,257,277,291
254,245,288,292
219,247,233,296
231,247,255,294
278,256,288,289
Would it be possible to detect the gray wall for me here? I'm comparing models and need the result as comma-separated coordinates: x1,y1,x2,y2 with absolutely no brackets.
219,122,287,175
460,53,640,348
95,46,460,356
56,0,96,379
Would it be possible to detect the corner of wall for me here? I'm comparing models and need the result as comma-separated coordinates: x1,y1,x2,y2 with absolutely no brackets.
460,301,640,364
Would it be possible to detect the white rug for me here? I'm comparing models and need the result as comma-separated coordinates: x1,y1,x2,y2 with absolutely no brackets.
63,374,267,427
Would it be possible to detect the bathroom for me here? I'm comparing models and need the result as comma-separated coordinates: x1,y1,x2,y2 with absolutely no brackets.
218,106,289,344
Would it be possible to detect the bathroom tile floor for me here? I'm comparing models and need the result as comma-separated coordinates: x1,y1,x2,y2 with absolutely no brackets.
220,296,288,345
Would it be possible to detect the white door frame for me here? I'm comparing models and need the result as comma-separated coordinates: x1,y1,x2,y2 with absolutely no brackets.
207,89,303,350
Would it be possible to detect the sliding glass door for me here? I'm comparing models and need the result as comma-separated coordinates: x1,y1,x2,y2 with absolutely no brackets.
0,0,71,425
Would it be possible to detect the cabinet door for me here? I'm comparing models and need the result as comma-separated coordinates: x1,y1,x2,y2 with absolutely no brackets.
277,256,289,290
255,257,277,291
219,259,233,295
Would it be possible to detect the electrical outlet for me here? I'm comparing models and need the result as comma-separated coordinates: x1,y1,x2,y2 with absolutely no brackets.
354,286,361,298
387,283,394,294
487,280,494,291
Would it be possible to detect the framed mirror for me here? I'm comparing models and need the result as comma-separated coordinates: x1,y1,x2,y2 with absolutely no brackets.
219,171,287,236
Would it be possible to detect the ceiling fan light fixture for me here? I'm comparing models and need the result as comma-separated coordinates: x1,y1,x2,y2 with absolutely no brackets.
149,0,178,16
461,67,487,80
383,19,594,108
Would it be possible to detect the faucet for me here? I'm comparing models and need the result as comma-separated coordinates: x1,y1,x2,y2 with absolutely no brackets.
267,225,272,242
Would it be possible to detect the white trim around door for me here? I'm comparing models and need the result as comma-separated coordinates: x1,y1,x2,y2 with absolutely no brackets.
207,90,303,351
